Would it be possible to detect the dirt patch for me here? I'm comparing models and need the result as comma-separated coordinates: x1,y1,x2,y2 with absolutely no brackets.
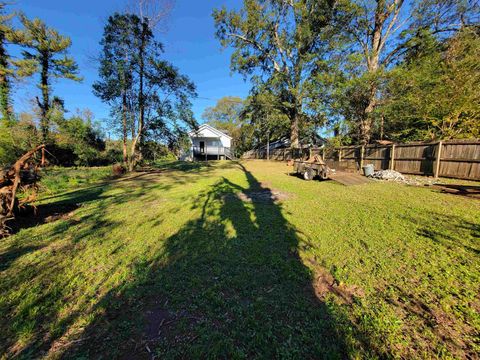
384,285,477,358
237,182,291,203
430,308,468,351
143,306,174,341
309,260,364,304
142,303,203,341
9,203,81,233
133,305,204,359
44,208,79,223
237,189,290,203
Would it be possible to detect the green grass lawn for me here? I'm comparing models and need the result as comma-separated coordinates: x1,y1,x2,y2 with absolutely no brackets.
1,161,479,359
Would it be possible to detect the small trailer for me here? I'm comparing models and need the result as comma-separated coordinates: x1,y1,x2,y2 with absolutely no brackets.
293,155,329,181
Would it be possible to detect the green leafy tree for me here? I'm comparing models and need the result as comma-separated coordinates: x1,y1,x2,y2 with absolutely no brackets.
55,109,106,166
241,91,290,153
16,15,81,144
213,0,336,148
336,0,479,144
0,4,37,125
202,96,244,149
0,112,39,166
0,3,14,123
95,12,196,170
381,28,480,140
333,0,407,145
137,47,196,169
93,13,138,163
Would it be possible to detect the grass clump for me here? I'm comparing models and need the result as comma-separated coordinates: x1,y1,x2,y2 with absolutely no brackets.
39,166,111,196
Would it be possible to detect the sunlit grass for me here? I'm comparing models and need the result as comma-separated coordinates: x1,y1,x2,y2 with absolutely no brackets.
39,166,112,195
0,161,478,359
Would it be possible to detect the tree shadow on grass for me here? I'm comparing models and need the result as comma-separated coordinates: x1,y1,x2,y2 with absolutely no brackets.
59,163,377,359
432,183,480,200
0,244,45,272
411,212,480,256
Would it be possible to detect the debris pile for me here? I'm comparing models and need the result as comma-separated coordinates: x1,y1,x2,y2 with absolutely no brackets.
369,169,405,181
0,145,44,237
368,169,439,186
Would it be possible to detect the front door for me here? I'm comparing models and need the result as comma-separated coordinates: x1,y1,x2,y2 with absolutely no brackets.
199,141,205,154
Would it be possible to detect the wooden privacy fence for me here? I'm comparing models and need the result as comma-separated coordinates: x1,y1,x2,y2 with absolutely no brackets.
242,148,308,161
242,140,480,181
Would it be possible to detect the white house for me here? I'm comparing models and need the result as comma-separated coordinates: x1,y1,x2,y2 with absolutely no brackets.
187,124,234,161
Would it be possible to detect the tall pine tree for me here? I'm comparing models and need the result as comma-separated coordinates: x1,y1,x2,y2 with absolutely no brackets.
16,15,81,145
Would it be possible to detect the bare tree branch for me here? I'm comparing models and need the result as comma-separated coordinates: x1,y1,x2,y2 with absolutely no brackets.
378,0,404,53
126,0,174,32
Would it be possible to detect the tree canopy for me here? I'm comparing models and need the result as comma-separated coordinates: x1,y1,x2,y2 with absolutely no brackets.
213,0,337,148
94,12,196,169
215,0,480,148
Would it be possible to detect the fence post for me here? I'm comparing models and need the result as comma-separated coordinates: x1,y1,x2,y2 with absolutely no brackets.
434,141,443,179
338,148,342,162
390,144,395,170
360,146,365,170
322,147,325,161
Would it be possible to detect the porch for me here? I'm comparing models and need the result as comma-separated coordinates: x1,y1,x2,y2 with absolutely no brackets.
192,138,235,160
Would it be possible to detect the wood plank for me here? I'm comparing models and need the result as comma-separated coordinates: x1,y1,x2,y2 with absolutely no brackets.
330,172,371,186
434,141,443,179
394,142,440,147
440,158,480,163
441,140,480,146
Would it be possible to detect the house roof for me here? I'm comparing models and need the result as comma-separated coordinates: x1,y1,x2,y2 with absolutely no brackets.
188,124,232,139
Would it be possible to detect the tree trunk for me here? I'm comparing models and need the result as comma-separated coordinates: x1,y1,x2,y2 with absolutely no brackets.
40,53,50,143
0,36,12,124
128,22,148,171
359,0,383,146
137,24,146,163
131,116,135,140
290,106,300,148
138,30,146,160
360,87,376,146
129,134,140,171
122,91,128,164
266,129,270,160
38,53,50,166
380,113,384,140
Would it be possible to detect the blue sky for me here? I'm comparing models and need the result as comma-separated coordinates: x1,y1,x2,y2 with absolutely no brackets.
11,0,250,128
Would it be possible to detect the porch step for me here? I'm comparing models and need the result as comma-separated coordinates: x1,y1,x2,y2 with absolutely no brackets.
224,148,236,160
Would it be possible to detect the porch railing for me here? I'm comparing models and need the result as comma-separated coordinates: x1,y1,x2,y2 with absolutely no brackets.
192,146,235,159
